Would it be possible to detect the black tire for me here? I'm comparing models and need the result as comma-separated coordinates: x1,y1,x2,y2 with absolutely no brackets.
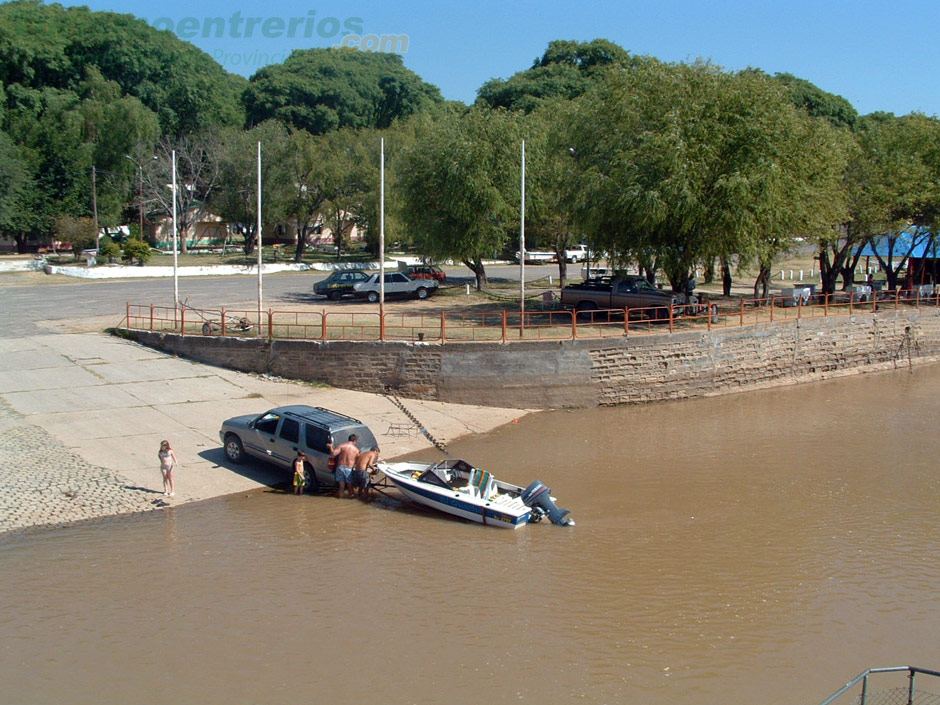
303,461,319,493
575,300,598,322
366,291,379,304
328,290,343,302
415,286,429,300
224,434,245,464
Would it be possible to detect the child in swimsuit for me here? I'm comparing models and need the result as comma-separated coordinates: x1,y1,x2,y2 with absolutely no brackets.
293,452,307,495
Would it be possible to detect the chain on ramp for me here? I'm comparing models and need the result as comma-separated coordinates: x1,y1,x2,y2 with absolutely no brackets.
383,387,447,454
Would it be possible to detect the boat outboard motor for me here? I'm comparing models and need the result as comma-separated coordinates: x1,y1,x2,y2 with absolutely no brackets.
521,480,574,526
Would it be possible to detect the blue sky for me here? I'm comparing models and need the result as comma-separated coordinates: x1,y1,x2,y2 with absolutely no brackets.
59,0,940,116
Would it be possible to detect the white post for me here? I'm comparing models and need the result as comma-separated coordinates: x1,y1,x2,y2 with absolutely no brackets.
257,141,263,319
380,137,385,315
520,140,525,328
171,149,179,310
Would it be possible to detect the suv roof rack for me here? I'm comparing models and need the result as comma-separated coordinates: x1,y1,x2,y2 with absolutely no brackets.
282,405,364,425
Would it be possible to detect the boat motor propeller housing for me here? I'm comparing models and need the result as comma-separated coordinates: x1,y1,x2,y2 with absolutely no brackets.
521,480,574,526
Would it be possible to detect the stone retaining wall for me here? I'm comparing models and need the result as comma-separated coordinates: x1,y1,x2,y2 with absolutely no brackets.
121,308,940,409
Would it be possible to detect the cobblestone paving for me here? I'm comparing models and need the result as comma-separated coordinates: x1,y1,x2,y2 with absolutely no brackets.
0,422,159,534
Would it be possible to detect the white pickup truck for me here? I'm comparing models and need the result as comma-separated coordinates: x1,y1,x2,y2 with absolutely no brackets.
562,244,589,262
516,244,591,264
515,248,556,263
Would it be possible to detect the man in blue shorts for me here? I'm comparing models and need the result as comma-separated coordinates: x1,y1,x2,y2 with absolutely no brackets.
327,433,360,499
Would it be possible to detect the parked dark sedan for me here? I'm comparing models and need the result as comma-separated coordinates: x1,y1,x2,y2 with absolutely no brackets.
313,269,370,301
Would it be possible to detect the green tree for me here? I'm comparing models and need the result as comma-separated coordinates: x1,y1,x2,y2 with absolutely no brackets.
567,60,846,295
210,121,292,256
476,39,636,113
398,108,524,289
243,49,443,135
773,72,859,130
0,0,245,135
53,215,97,259
822,113,940,293
0,129,34,252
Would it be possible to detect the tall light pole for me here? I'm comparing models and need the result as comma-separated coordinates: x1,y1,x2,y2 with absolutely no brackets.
379,137,385,337
171,149,179,309
91,165,99,236
520,140,526,330
257,141,263,320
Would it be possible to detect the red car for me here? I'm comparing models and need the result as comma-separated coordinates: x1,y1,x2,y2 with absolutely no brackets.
406,265,446,283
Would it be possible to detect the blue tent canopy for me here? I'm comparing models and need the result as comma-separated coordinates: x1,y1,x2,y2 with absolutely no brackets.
859,227,938,259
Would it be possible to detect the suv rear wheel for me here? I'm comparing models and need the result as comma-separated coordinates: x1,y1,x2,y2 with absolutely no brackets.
328,290,343,302
303,461,319,493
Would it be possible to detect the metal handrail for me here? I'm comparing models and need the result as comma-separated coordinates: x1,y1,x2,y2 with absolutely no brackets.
817,666,940,705
124,286,940,344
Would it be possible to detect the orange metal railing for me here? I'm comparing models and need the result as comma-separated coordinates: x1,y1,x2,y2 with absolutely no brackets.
124,286,940,345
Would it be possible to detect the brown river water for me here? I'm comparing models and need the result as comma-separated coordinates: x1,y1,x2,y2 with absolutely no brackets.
2,366,940,705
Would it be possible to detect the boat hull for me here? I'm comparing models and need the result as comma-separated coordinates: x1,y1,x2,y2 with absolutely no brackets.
380,462,531,529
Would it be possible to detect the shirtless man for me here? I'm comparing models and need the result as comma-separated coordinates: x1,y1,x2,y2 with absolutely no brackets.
353,446,380,500
327,433,360,499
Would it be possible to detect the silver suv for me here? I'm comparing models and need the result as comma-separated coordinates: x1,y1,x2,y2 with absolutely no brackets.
219,406,377,491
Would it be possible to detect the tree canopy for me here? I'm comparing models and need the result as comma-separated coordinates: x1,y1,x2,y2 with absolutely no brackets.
475,39,637,112
242,49,444,134
566,60,847,291
0,0,246,135
397,107,525,288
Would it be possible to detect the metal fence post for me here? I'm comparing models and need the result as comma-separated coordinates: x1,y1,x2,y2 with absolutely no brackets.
572,309,577,340
321,310,327,341
908,670,916,705
180,305,186,335
860,674,869,705
624,307,629,337
501,310,507,344
380,311,386,341
440,311,446,344
267,309,273,340
739,299,744,328
220,308,226,336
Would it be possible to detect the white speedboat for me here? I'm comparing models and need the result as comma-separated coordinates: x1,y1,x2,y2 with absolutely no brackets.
376,458,574,529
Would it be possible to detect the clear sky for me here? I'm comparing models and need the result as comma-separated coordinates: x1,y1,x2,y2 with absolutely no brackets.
58,0,940,117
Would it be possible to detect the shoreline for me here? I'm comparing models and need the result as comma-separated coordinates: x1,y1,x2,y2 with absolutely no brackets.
0,328,529,535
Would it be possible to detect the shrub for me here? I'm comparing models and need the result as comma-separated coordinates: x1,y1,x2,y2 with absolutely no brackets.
53,216,97,260
121,237,152,265
97,235,121,262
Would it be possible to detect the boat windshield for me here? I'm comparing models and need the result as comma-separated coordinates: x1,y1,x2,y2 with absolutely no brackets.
417,469,450,489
